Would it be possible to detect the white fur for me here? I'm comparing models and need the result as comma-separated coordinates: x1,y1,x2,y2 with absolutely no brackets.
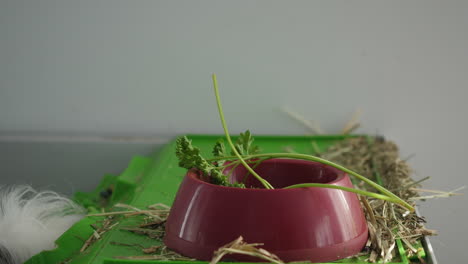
0,185,85,264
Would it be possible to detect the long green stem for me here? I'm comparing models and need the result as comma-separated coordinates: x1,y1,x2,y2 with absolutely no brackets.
283,183,395,202
212,74,274,189
210,74,413,212
208,153,414,212
218,163,238,170
242,157,269,184
217,157,397,205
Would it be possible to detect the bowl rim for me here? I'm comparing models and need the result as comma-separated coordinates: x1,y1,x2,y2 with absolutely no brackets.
187,158,348,193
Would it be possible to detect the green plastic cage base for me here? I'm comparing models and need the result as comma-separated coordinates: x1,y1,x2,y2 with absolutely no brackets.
25,135,428,264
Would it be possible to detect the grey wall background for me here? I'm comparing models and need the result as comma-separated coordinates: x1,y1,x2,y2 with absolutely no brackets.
1,0,467,262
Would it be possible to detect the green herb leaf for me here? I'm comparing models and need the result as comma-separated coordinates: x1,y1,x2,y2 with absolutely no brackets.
231,130,260,156
212,139,227,167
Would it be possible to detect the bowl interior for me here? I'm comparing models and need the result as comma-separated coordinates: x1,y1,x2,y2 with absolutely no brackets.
224,159,341,188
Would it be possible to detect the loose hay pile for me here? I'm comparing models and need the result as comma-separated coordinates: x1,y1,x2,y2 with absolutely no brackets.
319,136,436,262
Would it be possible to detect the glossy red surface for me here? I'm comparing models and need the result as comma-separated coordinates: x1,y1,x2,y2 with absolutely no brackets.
164,159,368,262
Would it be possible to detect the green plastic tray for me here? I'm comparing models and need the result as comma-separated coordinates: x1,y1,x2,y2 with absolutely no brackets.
25,135,427,264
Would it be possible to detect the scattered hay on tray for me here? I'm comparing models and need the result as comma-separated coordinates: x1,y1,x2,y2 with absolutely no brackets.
111,242,194,261
83,203,173,256
210,236,283,264
79,215,119,253
87,203,191,261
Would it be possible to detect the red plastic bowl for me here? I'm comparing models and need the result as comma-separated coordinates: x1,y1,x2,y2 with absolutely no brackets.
164,159,368,262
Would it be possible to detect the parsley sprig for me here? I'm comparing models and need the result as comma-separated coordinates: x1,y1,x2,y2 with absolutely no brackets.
176,136,245,187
